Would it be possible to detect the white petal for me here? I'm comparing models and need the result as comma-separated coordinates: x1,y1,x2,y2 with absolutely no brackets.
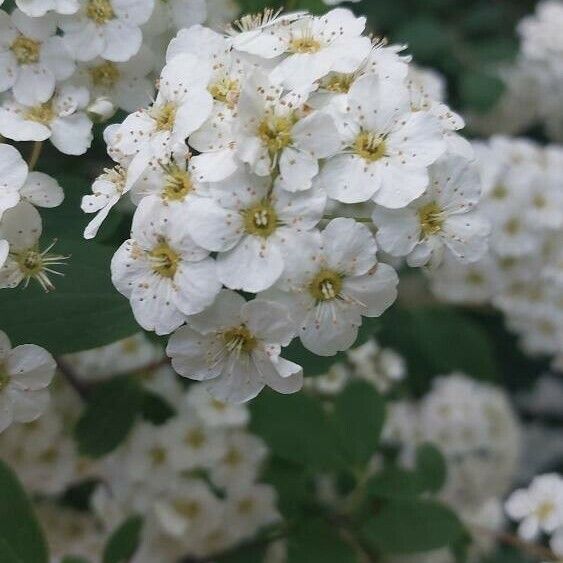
7,344,56,390
50,114,93,155
243,299,295,346
101,20,142,62
372,206,420,256
189,289,245,334
172,258,221,316
20,171,63,208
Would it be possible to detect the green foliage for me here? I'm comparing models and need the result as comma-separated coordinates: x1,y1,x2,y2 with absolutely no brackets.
459,70,505,113
140,389,176,425
0,461,48,563
250,391,343,471
287,518,358,563
333,381,385,467
367,444,447,500
362,499,464,554
61,558,90,563
0,239,138,355
379,306,498,395
75,376,144,458
103,516,143,563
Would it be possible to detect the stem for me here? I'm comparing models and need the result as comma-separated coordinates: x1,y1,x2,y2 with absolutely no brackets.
27,141,43,171
472,525,558,561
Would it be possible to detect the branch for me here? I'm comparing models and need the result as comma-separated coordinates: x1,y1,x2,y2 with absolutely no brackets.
27,141,44,171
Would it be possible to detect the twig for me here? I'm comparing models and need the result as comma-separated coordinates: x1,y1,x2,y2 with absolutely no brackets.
472,525,558,561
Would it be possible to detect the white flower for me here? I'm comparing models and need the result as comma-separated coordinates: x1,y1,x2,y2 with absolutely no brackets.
0,330,56,433
0,9,75,105
234,9,371,92
223,484,280,541
60,0,154,62
268,218,398,356
185,169,326,293
0,143,63,221
372,155,489,267
210,431,267,488
506,474,563,540
0,202,68,291
111,196,221,335
110,53,213,186
166,290,303,403
236,71,341,191
81,165,128,239
318,74,446,208
15,0,78,17
145,0,206,36
77,45,155,112
161,413,225,471
185,385,249,428
0,84,93,155
154,480,223,542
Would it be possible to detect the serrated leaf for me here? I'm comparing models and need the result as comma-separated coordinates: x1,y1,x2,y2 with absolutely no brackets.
333,380,385,467
103,516,143,563
0,460,48,563
75,376,143,458
415,443,447,493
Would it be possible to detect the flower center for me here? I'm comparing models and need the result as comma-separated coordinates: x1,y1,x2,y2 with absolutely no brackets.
12,242,68,292
152,102,176,131
150,446,167,465
354,131,387,162
491,185,508,200
503,217,520,235
533,193,547,208
174,500,201,520
163,166,193,201
184,428,206,448
289,35,322,54
257,113,295,156
208,78,240,109
418,202,443,237
535,501,555,521
242,202,278,238
466,271,484,285
149,241,180,279
224,447,242,466
322,73,355,94
11,36,41,65
86,0,115,24
89,61,120,88
309,269,343,302
0,363,10,393
237,498,255,515
25,102,55,125
222,325,257,354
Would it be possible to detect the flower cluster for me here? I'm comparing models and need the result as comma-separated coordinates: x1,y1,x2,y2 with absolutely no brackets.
385,374,521,563
83,8,487,402
0,345,281,562
469,0,563,143
429,136,563,366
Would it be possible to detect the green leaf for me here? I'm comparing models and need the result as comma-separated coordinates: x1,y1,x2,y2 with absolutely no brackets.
0,460,49,563
367,467,426,500
140,390,176,425
250,391,342,471
333,380,385,467
288,518,358,563
214,544,266,563
262,457,311,518
362,499,464,554
395,17,450,62
103,516,143,563
0,540,23,563
61,557,90,563
415,444,447,493
459,70,505,113
75,376,143,458
379,306,498,395
0,239,138,355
